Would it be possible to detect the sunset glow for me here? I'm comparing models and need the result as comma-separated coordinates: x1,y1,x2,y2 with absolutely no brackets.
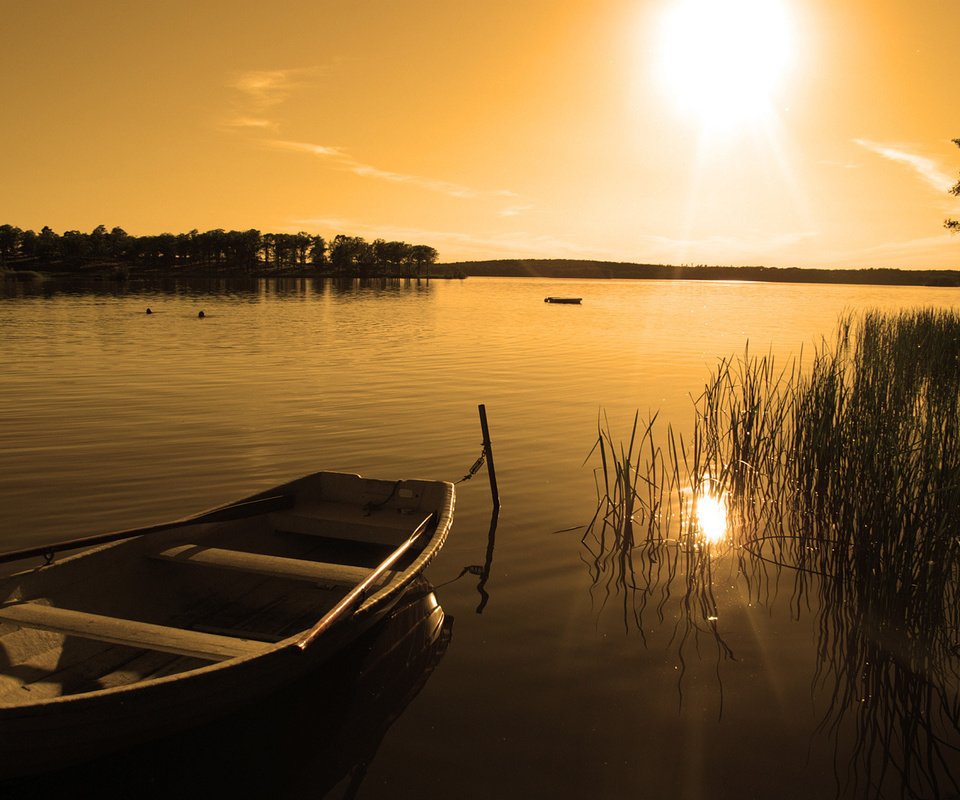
0,0,958,269
656,0,794,130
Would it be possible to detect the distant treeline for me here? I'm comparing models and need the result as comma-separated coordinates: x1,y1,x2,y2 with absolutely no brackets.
0,224,440,278
436,259,960,287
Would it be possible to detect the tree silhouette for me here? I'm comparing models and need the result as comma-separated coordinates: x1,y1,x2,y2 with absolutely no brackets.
309,235,327,267
0,225,21,267
947,138,960,232
18,229,37,259
409,244,438,277
36,226,60,262
60,230,90,266
0,224,438,277
88,224,109,259
329,234,371,276
108,227,133,260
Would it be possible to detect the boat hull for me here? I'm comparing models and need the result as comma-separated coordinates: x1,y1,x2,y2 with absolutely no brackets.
0,471,455,776
1,581,451,791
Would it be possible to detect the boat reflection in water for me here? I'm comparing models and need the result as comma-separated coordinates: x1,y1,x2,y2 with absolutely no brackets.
0,579,452,798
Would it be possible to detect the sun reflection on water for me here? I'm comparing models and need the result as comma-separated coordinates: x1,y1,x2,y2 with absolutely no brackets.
695,488,728,544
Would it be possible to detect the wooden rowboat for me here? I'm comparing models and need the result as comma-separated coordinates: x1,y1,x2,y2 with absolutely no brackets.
0,471,455,777
544,297,582,304
3,577,453,795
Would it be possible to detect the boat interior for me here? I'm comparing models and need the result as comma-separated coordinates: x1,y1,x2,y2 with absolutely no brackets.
0,475,449,705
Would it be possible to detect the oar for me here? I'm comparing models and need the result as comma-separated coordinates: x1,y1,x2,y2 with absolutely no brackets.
295,512,435,651
0,493,296,565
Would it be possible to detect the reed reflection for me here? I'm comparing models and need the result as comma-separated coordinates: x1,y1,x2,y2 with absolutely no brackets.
581,412,734,664
582,310,960,799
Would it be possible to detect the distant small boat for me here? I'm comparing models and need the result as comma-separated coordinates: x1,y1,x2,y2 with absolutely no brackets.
0,470,454,776
544,297,582,304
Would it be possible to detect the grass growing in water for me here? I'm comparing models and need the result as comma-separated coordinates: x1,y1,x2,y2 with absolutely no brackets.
583,309,960,799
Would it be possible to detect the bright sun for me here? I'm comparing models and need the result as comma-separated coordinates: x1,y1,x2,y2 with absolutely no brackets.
656,0,793,129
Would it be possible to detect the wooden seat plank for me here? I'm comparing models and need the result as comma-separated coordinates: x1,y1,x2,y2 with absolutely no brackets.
0,604,268,662
269,507,402,545
154,545,381,586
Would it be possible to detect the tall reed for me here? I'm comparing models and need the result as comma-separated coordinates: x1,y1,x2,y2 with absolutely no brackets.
791,310,960,799
583,309,960,798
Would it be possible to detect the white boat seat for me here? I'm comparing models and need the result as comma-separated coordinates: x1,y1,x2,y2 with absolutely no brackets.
153,545,388,587
268,508,404,545
0,603,268,662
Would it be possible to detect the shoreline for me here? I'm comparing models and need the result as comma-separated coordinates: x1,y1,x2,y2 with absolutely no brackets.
435,259,960,287
5,257,960,288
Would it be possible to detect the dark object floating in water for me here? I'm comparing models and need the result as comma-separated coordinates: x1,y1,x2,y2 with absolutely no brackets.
544,297,582,304
198,310,205,318
145,308,152,314
0,470,455,777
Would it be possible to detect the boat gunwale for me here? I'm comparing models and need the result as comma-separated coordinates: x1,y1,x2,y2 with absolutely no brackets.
0,473,455,713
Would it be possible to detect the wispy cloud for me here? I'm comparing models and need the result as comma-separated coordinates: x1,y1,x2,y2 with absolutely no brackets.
813,232,960,269
499,204,534,218
222,67,521,204
854,139,955,193
223,67,321,130
271,138,517,201
270,140,345,159
657,228,958,270
229,116,275,130
627,230,821,269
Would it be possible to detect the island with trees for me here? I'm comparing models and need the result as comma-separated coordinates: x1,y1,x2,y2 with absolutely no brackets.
0,225,441,280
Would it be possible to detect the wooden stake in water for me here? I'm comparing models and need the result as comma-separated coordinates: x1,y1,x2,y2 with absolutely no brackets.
478,404,501,511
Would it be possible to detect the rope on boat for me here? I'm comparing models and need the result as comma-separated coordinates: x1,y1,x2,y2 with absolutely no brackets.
362,479,402,514
455,448,487,484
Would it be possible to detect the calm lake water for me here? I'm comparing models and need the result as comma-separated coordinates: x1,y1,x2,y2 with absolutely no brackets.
1,275,958,798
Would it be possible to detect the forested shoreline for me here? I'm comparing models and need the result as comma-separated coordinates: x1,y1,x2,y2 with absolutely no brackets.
440,259,960,286
0,224,441,278
3,224,957,286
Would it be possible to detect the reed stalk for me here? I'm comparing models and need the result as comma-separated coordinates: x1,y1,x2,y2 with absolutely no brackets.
583,309,960,798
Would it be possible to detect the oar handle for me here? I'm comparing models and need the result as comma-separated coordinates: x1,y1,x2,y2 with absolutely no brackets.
295,513,435,650
0,493,296,565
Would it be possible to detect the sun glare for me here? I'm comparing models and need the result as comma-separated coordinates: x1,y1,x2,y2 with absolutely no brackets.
656,0,793,129
695,489,728,544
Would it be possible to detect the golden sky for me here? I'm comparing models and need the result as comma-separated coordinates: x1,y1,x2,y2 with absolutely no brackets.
2,0,959,268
